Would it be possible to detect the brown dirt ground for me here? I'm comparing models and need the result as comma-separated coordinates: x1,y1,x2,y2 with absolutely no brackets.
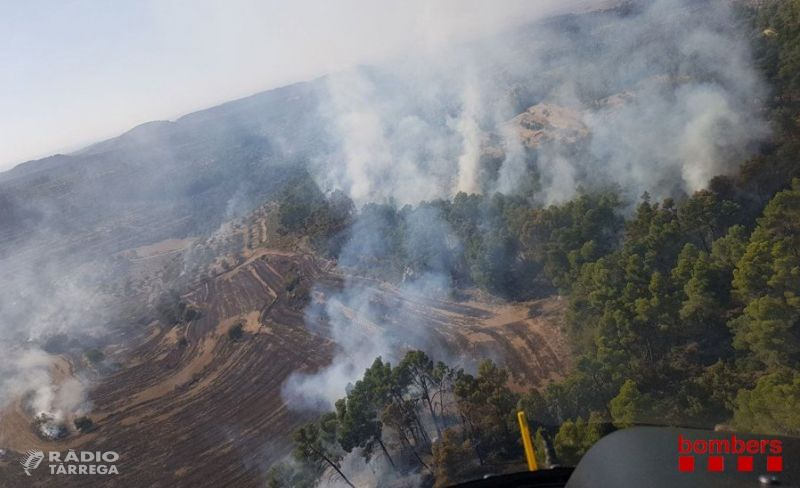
0,249,570,487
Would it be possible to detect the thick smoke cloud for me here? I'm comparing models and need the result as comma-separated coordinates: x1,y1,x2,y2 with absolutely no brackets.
0,0,768,475
312,0,765,207
282,209,458,408
286,0,767,418
0,233,115,436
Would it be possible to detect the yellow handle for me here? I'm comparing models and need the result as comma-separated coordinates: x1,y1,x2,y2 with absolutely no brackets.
517,410,538,471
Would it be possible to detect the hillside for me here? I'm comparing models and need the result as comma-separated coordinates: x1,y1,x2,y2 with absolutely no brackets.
0,242,569,487
2,1,799,486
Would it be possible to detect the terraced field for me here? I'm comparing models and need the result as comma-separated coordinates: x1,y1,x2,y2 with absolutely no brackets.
0,249,569,487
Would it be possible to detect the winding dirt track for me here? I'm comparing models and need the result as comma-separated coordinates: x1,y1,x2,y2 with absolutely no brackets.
0,249,569,487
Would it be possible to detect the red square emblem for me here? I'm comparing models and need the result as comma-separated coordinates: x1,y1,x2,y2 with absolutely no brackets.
737,456,753,472
707,456,724,472
679,456,695,472
767,456,783,472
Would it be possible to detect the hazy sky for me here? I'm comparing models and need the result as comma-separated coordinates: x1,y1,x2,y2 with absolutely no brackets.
0,0,592,172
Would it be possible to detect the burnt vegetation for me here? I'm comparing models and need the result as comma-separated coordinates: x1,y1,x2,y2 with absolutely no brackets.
1,2,799,487
270,2,800,485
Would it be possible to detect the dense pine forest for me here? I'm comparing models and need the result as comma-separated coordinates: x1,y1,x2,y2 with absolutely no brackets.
268,2,800,486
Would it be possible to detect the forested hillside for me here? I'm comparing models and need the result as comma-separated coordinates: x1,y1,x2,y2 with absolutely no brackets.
1,1,797,487
268,2,800,486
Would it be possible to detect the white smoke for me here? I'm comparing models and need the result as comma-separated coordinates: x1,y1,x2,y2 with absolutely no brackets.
310,0,766,208
454,81,483,195
319,447,425,488
282,282,390,409
283,0,768,424
0,242,110,425
494,121,527,196
283,269,455,410
319,68,461,206
31,376,90,438
0,347,90,438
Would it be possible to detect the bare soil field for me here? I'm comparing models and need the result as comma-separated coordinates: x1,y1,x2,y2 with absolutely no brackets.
0,249,569,487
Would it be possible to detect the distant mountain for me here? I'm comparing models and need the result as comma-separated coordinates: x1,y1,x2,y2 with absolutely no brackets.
0,79,330,258
0,0,750,263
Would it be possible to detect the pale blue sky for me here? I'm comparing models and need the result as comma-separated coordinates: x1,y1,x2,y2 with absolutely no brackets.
0,0,580,171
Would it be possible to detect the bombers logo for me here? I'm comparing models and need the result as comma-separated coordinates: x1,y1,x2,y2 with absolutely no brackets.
678,434,783,473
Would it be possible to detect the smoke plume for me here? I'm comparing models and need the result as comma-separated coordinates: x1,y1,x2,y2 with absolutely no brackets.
285,0,767,416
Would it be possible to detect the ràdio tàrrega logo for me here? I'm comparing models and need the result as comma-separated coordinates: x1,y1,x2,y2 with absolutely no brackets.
20,449,44,476
20,449,120,475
